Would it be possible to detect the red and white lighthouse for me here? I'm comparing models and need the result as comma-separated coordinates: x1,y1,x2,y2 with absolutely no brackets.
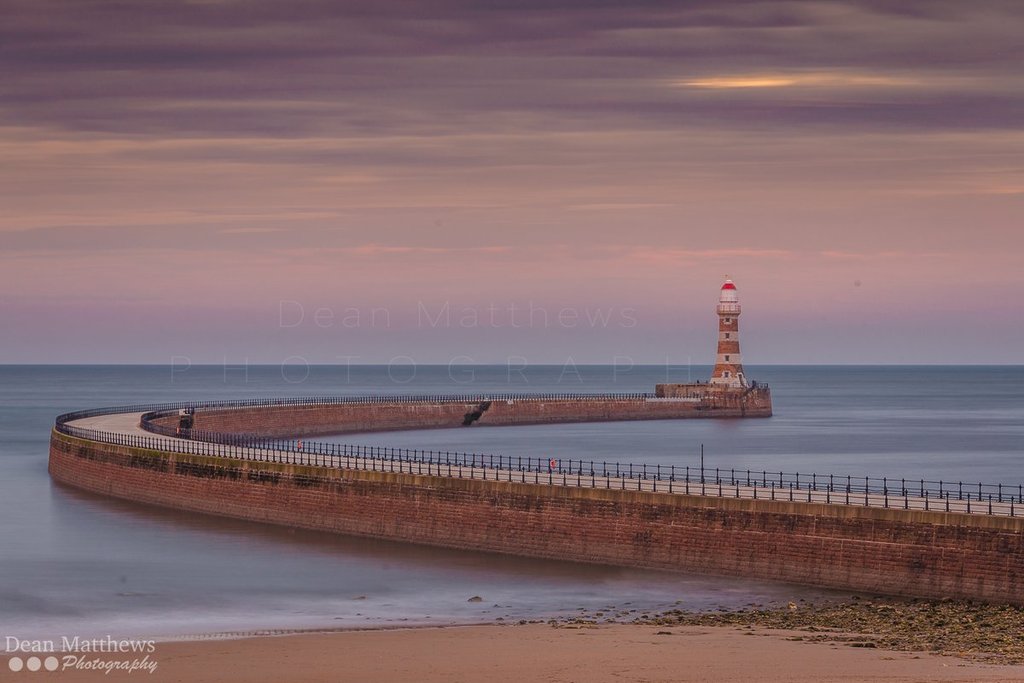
709,278,747,388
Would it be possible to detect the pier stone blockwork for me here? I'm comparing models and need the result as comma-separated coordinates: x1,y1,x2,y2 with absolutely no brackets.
49,421,1024,606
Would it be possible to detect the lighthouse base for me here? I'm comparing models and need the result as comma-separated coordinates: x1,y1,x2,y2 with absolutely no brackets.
654,383,772,416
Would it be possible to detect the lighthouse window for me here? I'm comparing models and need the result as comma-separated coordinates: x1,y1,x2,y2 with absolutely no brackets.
725,355,730,361
724,318,732,323
724,372,731,378
724,333,730,339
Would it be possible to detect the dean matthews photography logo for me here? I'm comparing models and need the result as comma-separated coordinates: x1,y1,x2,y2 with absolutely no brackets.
6,635,158,675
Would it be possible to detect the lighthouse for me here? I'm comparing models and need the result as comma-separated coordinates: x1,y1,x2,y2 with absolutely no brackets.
653,277,769,411
709,278,748,388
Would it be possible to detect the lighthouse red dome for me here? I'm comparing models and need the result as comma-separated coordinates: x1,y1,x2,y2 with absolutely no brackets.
721,281,737,290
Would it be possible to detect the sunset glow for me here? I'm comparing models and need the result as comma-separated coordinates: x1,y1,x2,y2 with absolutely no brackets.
679,72,918,89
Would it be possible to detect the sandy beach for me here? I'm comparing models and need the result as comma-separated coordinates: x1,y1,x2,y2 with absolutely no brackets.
35,623,1024,683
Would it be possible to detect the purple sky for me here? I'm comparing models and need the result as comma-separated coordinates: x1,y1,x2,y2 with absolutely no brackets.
1,0,1022,364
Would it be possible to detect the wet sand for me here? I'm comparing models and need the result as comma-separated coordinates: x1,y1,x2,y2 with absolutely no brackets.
40,623,1024,683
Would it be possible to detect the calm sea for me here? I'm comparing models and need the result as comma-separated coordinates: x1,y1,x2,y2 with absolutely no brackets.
1,365,1021,640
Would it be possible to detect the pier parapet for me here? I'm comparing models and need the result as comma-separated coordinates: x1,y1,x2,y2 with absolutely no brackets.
49,399,1024,606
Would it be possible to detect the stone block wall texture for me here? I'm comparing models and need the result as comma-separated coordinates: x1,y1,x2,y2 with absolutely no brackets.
49,430,1024,605
170,395,771,439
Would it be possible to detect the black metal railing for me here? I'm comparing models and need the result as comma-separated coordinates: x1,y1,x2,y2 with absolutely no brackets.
52,394,1020,518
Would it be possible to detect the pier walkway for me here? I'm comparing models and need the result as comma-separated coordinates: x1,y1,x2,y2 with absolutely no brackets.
65,409,1021,519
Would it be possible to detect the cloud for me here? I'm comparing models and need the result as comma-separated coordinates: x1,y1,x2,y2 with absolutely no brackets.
344,244,512,256
1,1,1022,136
622,247,796,264
2,0,1023,362
678,72,920,90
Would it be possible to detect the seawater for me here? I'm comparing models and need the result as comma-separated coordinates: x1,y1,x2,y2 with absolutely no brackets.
1,365,1021,640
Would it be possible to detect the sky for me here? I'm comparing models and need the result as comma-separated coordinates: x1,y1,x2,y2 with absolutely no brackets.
1,0,1022,365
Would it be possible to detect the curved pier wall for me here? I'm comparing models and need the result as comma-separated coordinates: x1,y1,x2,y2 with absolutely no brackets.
157,396,771,439
49,430,1024,605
